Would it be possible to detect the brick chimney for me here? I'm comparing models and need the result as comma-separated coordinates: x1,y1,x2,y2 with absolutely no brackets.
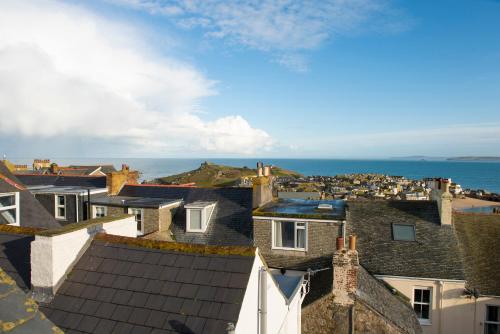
253,162,273,208
106,164,139,195
332,235,359,305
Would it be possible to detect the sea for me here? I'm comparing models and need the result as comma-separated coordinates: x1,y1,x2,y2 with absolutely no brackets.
10,158,500,193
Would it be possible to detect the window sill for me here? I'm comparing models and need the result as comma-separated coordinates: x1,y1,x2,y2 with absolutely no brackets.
272,246,307,252
418,319,432,326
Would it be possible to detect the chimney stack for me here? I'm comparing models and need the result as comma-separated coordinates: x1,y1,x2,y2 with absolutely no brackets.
106,164,139,195
253,162,273,208
332,235,359,305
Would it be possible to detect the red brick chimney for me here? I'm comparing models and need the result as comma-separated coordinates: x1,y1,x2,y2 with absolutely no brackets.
333,235,359,305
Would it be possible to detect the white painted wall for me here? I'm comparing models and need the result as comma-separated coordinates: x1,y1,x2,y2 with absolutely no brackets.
379,276,500,334
235,251,304,334
31,216,136,289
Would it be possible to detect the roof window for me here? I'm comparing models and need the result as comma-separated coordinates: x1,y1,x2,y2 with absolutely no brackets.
185,201,216,233
392,224,416,241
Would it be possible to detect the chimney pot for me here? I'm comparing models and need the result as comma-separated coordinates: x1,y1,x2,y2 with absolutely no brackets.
336,237,344,251
348,235,357,251
263,166,271,177
257,167,263,177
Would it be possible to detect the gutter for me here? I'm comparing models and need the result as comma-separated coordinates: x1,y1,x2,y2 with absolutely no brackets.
374,275,466,283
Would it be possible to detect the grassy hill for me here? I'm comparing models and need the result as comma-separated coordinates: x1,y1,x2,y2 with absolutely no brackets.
147,162,302,187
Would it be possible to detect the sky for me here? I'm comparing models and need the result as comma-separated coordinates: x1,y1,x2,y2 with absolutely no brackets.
0,0,499,159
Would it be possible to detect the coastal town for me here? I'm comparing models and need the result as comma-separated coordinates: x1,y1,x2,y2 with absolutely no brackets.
0,157,499,334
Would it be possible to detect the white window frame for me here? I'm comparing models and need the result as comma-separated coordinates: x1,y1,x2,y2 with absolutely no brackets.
0,192,20,226
55,195,66,220
93,205,107,218
185,203,216,233
485,305,500,333
271,220,308,251
128,208,144,235
412,286,432,325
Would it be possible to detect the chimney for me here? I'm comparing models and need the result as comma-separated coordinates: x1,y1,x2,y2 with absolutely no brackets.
106,164,139,195
253,175,273,209
332,235,359,305
31,215,137,301
437,179,453,225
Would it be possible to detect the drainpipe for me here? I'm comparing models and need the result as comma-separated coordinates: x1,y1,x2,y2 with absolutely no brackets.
438,280,444,334
75,195,79,222
258,268,267,334
349,304,355,334
87,189,91,220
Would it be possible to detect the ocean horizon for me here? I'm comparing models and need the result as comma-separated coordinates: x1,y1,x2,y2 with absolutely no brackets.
10,157,500,193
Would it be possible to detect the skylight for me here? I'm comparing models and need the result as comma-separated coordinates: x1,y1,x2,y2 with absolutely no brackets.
392,224,416,241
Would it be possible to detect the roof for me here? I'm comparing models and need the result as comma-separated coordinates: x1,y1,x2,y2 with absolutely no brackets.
0,162,61,229
118,185,254,246
254,199,346,220
28,185,107,195
15,174,107,188
454,213,500,296
69,165,117,174
40,235,255,334
347,200,465,280
91,196,182,209
0,230,35,291
0,267,61,333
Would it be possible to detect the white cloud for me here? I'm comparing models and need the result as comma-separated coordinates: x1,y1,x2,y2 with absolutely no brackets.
0,0,271,155
109,0,408,71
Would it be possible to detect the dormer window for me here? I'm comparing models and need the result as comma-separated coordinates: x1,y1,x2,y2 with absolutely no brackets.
185,201,216,232
0,192,20,225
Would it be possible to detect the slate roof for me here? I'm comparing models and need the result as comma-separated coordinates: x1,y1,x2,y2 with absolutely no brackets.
119,185,254,246
0,230,35,291
0,163,61,229
15,174,107,188
454,213,500,296
0,267,61,334
347,200,465,280
40,235,255,334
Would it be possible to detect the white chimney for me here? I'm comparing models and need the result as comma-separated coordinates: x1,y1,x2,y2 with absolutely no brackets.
31,215,136,301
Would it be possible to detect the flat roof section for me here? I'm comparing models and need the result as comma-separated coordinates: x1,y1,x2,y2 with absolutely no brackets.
254,199,346,220
91,196,183,209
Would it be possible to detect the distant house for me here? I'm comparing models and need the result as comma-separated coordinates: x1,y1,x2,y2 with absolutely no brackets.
278,191,321,200
0,161,61,229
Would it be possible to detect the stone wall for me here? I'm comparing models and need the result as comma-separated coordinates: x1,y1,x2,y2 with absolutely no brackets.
142,208,159,235
302,295,407,334
253,218,342,269
158,206,173,232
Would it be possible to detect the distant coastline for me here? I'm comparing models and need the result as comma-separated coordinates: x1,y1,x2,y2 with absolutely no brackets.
391,156,500,162
446,156,500,161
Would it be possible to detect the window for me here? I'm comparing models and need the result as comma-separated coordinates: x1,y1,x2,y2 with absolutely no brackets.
392,224,416,241
0,192,19,225
128,208,143,234
55,195,66,219
413,287,431,324
185,202,216,233
486,305,500,334
273,221,307,251
93,206,107,218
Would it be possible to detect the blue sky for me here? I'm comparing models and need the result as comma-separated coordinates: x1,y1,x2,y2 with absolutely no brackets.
0,0,499,158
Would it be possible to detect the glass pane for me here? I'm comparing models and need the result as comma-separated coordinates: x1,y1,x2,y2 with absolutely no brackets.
393,224,415,241
58,196,65,205
422,290,430,303
413,304,422,318
487,306,500,322
414,289,422,303
281,222,295,248
485,323,499,334
0,195,15,207
296,228,305,249
190,209,202,230
0,209,16,224
58,207,65,217
421,305,430,319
